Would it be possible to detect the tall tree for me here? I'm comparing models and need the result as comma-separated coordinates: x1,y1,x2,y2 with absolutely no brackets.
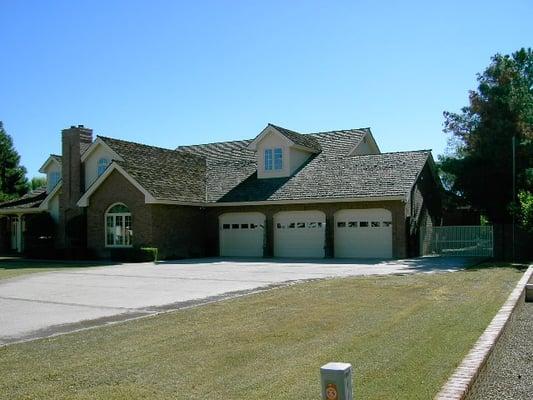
30,176,47,190
0,121,29,202
440,48,533,224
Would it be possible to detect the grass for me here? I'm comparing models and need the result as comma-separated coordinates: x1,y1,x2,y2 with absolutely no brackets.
0,260,105,281
0,263,525,399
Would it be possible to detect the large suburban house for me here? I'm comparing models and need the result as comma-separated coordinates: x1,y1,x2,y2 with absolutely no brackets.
0,124,442,259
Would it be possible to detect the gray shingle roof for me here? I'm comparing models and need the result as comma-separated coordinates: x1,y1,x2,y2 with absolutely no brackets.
0,188,48,210
92,126,430,205
267,124,322,152
208,150,431,203
99,136,207,203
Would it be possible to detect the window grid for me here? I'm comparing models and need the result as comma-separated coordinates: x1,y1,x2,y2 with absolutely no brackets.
264,149,273,170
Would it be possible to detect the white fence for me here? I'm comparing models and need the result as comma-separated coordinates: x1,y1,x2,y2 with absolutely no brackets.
420,225,493,257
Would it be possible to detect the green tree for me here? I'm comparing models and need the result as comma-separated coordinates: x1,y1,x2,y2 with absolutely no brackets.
440,48,533,224
0,121,29,202
30,176,47,190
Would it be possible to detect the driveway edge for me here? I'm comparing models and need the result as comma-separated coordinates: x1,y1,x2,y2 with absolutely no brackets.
434,264,533,400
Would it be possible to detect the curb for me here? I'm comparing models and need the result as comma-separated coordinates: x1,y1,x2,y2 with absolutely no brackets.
435,264,533,400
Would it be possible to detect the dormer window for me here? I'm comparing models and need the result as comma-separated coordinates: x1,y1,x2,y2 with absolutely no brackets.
48,171,60,191
274,148,283,169
97,158,109,176
264,148,283,171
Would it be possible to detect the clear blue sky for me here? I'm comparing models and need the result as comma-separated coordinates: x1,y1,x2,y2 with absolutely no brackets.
1,0,531,179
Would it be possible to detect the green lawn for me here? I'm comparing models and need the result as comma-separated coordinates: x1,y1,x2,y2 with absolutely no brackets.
0,261,104,281
0,263,524,400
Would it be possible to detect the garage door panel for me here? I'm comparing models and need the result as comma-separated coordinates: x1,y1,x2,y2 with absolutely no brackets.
219,213,265,257
335,209,392,258
274,211,325,258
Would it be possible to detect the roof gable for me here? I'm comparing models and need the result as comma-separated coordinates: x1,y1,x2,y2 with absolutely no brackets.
247,124,322,153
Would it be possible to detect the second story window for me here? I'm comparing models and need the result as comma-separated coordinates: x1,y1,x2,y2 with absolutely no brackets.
264,148,283,171
97,158,109,177
48,171,60,191
264,149,273,171
274,148,283,170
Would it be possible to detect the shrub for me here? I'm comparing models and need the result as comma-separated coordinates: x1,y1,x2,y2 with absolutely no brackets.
110,247,158,262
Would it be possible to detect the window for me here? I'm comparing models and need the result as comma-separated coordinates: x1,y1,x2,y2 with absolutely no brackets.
359,221,369,227
383,221,392,227
264,149,273,170
105,203,132,247
348,221,357,228
264,148,283,171
337,221,346,228
274,148,283,170
232,224,239,229
97,158,109,176
48,171,60,190
297,222,305,228
222,224,230,230
371,221,381,227
241,223,249,229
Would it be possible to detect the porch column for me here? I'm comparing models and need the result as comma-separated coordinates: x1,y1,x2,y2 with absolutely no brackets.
16,214,23,253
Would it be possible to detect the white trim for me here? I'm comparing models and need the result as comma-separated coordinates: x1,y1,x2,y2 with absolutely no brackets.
80,137,123,163
38,156,61,173
39,181,62,210
77,162,156,207
104,202,133,248
247,125,293,151
347,131,381,156
149,195,406,207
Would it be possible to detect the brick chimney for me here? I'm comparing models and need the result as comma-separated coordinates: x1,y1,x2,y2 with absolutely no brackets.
58,125,93,249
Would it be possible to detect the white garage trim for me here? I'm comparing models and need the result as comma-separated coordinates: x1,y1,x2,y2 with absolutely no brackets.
219,212,266,257
334,209,393,258
274,210,326,258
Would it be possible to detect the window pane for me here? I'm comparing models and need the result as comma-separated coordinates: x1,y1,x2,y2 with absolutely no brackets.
383,221,392,227
250,223,258,229
360,221,369,227
348,221,357,228
106,216,114,245
232,224,239,229
109,204,130,213
264,149,273,171
371,221,380,227
222,224,230,230
288,222,295,229
337,222,346,228
297,222,305,228
115,216,124,245
309,222,317,228
274,148,283,170
241,223,249,229
125,215,132,245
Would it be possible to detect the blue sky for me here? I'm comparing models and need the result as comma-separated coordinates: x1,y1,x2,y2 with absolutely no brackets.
1,0,531,179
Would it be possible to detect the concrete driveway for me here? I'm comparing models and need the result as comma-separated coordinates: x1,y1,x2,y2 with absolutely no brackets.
0,256,477,345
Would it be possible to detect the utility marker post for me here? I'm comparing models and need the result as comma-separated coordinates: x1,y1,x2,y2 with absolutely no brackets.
320,362,353,400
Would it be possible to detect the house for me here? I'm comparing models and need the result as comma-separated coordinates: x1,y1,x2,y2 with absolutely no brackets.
0,124,442,259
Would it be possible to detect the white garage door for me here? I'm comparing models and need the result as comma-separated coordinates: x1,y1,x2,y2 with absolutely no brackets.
219,212,265,257
274,210,326,258
334,209,393,258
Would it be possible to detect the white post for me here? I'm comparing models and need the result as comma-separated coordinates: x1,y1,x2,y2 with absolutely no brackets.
16,214,23,253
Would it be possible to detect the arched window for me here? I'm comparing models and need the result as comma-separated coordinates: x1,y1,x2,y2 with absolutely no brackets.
97,158,109,177
105,203,132,247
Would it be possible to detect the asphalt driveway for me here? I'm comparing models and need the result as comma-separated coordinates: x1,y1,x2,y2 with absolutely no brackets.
0,256,476,345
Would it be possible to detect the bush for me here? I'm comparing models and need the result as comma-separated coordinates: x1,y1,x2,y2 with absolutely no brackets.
110,247,158,262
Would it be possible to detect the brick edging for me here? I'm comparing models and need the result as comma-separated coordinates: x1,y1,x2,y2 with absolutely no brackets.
435,264,533,400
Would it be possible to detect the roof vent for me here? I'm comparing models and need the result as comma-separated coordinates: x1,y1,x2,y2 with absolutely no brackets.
78,125,85,128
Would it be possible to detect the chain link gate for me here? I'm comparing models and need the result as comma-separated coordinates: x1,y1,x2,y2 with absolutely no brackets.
420,225,493,257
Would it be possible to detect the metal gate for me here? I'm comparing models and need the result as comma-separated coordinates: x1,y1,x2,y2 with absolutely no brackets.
420,225,493,257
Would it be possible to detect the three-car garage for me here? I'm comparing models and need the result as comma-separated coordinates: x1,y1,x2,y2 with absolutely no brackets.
219,208,394,259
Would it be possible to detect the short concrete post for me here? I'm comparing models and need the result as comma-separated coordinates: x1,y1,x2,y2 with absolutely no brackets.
525,284,533,302
320,362,353,400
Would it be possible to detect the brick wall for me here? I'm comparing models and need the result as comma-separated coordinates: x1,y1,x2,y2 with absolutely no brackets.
205,200,407,258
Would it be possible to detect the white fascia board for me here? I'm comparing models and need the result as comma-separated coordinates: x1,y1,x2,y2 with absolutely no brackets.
77,162,156,207
150,195,406,207
38,156,60,173
39,181,62,210
80,137,124,163
247,125,294,151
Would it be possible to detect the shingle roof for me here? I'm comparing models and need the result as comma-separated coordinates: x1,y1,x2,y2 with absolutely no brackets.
267,124,322,152
0,188,48,210
208,150,431,203
90,126,430,205
99,136,206,203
